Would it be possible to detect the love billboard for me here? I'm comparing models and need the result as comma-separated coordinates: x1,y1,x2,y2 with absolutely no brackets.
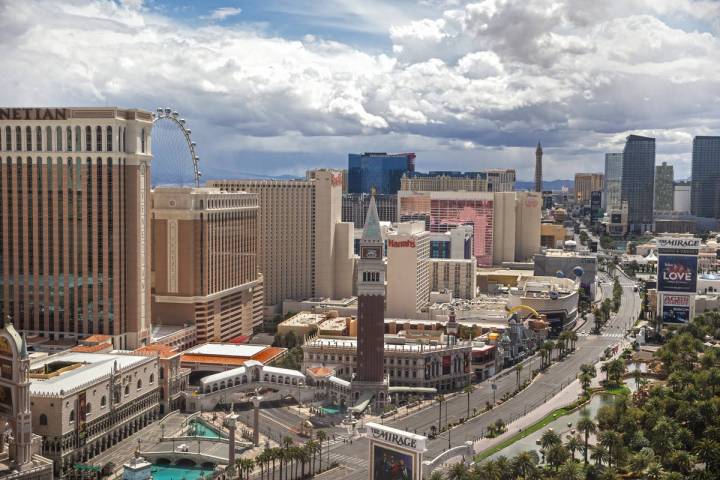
658,255,697,293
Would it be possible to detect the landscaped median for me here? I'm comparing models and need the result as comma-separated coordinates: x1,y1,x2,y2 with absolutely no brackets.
473,385,631,463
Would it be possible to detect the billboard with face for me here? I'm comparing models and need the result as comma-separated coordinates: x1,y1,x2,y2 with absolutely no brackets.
373,444,414,480
658,255,697,293
662,294,691,324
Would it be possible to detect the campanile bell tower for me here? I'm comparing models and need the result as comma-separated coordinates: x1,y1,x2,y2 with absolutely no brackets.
351,195,389,411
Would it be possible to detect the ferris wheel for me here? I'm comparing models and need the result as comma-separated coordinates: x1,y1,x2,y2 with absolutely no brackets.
151,107,201,188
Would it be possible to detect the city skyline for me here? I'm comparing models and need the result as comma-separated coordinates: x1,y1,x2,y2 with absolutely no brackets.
1,0,719,180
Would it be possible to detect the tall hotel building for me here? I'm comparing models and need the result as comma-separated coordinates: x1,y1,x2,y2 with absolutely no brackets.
603,153,623,211
398,190,541,266
208,170,355,312
151,187,263,342
691,136,720,219
0,107,152,348
621,135,656,234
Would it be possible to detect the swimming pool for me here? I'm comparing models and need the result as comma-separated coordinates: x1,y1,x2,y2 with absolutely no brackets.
320,405,345,415
188,419,225,439
151,464,211,480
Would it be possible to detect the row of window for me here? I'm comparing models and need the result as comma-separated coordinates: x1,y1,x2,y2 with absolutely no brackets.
0,125,147,154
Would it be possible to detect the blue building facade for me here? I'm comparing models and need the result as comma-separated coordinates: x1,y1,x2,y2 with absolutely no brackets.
348,152,415,194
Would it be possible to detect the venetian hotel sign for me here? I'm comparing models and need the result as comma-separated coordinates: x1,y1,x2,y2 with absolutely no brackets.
0,108,68,121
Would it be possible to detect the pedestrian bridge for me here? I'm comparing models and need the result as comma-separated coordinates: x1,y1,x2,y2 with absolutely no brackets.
184,360,317,410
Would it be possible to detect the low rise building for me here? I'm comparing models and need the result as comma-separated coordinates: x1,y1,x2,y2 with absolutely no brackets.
533,249,597,296
430,258,477,299
302,337,472,393
134,344,190,414
506,276,579,335
30,352,160,477
540,223,570,249
180,343,286,372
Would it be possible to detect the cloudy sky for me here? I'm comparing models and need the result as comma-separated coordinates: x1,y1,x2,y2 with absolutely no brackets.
1,0,719,181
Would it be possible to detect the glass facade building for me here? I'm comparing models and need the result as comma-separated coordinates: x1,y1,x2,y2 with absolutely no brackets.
654,162,674,211
603,153,622,211
621,135,655,233
348,152,415,194
691,136,720,219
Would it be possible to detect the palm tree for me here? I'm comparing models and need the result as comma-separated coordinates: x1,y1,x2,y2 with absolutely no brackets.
428,471,445,480
556,460,582,480
463,385,474,419
305,440,318,474
542,341,555,367
579,372,593,392
645,462,663,479
580,363,596,378
436,394,446,431
447,462,469,480
568,330,578,351
511,451,539,478
315,430,327,473
695,438,720,474
256,450,269,480
599,430,623,468
514,363,524,391
545,444,570,471
577,416,596,465
298,445,311,479
268,448,279,480
565,435,582,460
540,429,561,451
590,444,609,466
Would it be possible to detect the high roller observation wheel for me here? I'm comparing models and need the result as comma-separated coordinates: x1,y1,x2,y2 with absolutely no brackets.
152,107,201,188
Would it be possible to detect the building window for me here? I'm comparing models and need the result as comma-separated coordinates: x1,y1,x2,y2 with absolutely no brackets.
96,126,102,151
4,127,10,151
150,373,155,384
141,128,146,153
39,414,48,426
160,367,164,379
101,396,107,408
46,126,52,151
124,385,130,396
106,126,113,151
56,127,62,151
75,126,81,151
35,126,42,151
15,127,21,151
69,410,75,423
137,379,142,390
66,127,72,152
85,126,92,151
25,126,32,150
86,403,92,414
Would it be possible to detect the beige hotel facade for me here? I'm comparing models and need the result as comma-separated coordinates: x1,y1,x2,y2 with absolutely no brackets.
0,107,153,348
151,187,264,342
208,169,355,314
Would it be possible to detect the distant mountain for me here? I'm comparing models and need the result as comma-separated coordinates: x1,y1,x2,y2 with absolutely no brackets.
515,179,574,191
204,173,304,181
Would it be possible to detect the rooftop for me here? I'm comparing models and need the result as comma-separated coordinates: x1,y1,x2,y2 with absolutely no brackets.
134,344,179,359
186,343,268,358
281,312,327,327
30,352,152,396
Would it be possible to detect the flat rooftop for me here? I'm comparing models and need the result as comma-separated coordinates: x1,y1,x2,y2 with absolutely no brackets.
30,352,151,396
182,343,285,366
281,312,327,327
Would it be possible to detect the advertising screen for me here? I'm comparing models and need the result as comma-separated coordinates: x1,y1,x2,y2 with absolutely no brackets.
658,255,697,293
662,294,691,324
373,444,414,480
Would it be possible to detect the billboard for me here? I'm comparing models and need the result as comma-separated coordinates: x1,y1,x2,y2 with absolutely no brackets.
662,294,691,324
373,444,414,480
658,255,697,293
367,422,425,480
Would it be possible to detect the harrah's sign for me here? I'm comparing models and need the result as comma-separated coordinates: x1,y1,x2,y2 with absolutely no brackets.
388,239,416,248
0,108,68,121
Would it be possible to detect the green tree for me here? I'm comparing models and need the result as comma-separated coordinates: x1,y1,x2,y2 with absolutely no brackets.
577,416,597,465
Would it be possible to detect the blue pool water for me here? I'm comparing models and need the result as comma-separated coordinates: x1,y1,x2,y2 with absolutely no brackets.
151,465,210,480
189,419,225,439
321,405,345,415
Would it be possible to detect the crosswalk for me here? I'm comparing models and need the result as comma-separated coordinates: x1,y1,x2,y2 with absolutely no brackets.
602,332,626,338
330,452,367,468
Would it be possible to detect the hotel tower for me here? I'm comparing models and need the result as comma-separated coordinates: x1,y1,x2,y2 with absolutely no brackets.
0,107,153,348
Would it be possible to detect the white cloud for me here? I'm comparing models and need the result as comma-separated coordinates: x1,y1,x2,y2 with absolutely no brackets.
0,0,718,180
203,6,242,21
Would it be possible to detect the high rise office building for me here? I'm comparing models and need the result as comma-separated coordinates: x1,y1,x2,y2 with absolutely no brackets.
0,107,152,348
208,170,355,310
603,153,623,211
574,173,604,205
151,187,264,342
654,162,674,211
621,135,655,233
348,152,415,194
691,136,720,218
534,142,543,192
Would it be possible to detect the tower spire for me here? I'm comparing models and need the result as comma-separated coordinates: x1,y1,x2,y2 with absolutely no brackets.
534,141,543,192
